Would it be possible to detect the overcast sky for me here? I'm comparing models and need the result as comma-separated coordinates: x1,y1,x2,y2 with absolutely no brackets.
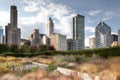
0,0,120,46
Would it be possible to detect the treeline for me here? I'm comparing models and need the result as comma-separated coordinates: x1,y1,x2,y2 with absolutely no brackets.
0,44,120,58
0,44,55,57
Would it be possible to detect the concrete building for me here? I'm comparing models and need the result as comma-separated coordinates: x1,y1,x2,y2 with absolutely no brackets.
47,17,54,37
5,5,21,46
0,26,3,43
40,34,49,45
50,33,67,50
111,34,118,43
95,22,111,48
89,37,96,49
118,29,120,46
73,14,85,50
29,29,41,46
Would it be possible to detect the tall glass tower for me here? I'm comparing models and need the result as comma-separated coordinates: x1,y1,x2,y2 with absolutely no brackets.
0,26,3,43
73,14,85,50
95,22,111,48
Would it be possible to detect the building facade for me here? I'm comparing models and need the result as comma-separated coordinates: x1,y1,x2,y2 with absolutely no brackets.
72,14,85,50
0,26,3,43
50,33,67,50
5,5,21,46
47,17,54,37
40,34,49,45
95,22,111,48
118,29,120,46
89,37,96,49
111,34,118,43
67,39,75,50
29,29,41,46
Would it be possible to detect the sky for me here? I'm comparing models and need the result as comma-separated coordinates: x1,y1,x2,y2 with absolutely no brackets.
0,0,120,46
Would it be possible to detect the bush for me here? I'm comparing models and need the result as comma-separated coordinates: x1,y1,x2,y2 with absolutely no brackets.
38,45,49,51
19,45,29,53
47,63,57,71
49,45,55,51
0,44,9,53
9,44,19,53
29,46,37,53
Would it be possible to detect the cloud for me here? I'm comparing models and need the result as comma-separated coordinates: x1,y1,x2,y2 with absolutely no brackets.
23,0,44,12
111,32,117,35
85,26,95,33
20,0,76,39
88,10,102,16
103,11,114,21
0,11,9,27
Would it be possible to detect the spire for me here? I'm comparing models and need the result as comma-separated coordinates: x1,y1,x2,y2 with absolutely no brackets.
100,21,104,26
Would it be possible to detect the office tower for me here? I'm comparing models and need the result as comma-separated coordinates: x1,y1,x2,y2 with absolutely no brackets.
67,39,76,50
0,26,3,43
47,17,54,37
95,22,111,48
118,29,120,46
89,37,96,49
5,5,21,46
111,34,118,43
50,33,67,50
73,14,85,50
29,29,41,46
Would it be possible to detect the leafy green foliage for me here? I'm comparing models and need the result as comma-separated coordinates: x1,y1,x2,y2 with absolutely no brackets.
47,63,57,71
0,44,9,53
9,44,19,53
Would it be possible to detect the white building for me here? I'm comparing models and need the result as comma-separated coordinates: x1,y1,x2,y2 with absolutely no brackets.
89,37,96,49
47,17,54,37
95,22,111,48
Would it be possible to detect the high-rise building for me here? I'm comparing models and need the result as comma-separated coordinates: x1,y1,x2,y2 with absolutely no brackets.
89,37,96,49
95,22,111,48
67,39,75,50
47,17,54,37
111,34,118,43
29,29,41,46
5,5,21,46
0,26,3,43
118,29,120,46
72,14,85,50
50,33,67,50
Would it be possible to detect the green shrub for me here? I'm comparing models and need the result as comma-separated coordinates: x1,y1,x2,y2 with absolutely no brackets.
47,63,57,71
0,44,9,53
9,44,19,53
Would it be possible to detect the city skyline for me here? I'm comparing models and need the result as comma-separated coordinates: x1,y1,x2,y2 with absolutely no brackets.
0,0,120,46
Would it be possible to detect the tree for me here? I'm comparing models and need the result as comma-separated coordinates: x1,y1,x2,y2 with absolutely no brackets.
49,45,55,51
29,46,37,53
9,44,19,53
0,44,9,53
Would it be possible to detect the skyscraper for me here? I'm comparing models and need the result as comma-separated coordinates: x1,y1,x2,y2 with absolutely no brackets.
118,29,120,46
5,5,21,46
72,14,85,50
95,22,111,48
47,17,54,37
0,26,3,43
